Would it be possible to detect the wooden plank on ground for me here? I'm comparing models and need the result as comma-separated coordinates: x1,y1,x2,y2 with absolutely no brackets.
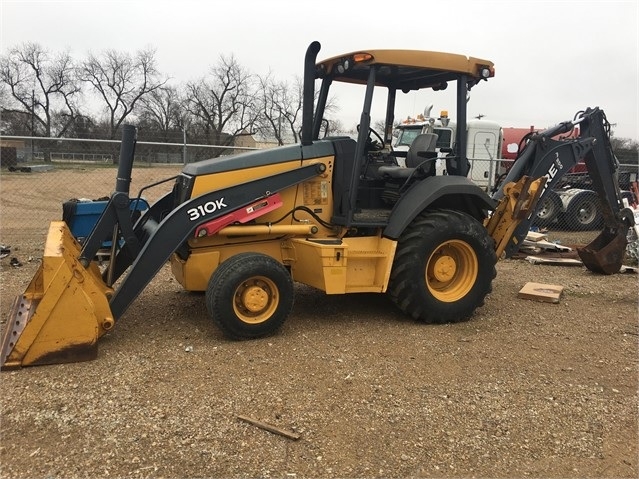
522,239,572,252
525,231,548,242
517,282,564,303
525,256,583,266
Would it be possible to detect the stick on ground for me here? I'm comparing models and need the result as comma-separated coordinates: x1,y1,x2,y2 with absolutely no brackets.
237,415,301,440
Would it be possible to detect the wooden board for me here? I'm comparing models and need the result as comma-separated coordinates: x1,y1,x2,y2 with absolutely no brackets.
521,239,572,252
525,231,548,242
525,256,583,266
517,282,564,303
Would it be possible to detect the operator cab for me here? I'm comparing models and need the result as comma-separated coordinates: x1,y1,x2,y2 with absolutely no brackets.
300,42,495,227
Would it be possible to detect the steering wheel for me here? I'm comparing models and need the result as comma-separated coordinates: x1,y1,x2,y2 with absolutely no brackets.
357,125,385,151
368,127,384,147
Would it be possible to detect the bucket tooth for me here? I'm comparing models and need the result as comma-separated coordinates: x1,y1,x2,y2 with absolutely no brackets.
1,221,114,369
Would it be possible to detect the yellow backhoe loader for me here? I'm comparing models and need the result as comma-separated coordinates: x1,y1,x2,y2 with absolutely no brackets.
1,41,634,369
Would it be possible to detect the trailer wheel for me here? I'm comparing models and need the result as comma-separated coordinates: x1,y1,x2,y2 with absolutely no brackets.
388,209,496,323
206,253,294,339
533,190,562,227
564,191,602,230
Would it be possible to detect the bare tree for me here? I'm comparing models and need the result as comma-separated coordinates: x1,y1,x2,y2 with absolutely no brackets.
137,85,183,142
255,73,303,145
80,47,167,139
0,42,81,138
183,54,259,155
255,72,346,144
611,135,639,151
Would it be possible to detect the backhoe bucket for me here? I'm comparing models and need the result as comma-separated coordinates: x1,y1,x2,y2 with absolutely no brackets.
577,227,629,275
1,221,115,369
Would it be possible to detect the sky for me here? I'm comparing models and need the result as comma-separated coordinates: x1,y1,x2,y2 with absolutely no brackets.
1,0,638,140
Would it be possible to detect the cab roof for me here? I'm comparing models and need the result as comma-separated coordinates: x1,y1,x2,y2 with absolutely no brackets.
316,49,495,91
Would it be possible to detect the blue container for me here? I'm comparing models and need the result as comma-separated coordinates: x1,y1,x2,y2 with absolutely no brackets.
65,198,149,246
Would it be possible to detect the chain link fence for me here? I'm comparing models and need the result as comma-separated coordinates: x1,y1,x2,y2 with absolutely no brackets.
0,134,260,168
1,137,637,262
0,136,259,252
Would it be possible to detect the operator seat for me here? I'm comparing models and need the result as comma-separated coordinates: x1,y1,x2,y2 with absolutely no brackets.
378,133,438,179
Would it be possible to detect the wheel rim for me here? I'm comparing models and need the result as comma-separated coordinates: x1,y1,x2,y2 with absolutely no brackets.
233,276,279,324
537,197,557,220
425,240,478,302
576,199,597,225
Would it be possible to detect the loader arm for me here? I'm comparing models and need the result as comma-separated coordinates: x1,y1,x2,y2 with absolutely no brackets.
487,107,634,273
108,163,325,320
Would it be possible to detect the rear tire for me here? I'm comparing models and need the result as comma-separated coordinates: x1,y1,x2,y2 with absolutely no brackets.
388,209,497,323
563,191,602,230
206,253,294,339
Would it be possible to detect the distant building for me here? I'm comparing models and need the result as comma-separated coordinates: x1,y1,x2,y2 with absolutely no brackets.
0,139,25,168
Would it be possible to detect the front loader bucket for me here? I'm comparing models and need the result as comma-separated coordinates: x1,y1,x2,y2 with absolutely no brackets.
1,221,115,369
577,227,629,275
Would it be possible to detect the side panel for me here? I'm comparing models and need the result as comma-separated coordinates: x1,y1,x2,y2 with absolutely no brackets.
173,154,336,291
185,155,336,251
173,230,399,294
289,236,397,294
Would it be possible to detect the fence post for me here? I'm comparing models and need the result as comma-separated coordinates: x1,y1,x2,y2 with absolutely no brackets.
182,128,187,165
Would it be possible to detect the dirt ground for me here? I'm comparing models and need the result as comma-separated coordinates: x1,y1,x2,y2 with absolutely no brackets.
0,166,637,478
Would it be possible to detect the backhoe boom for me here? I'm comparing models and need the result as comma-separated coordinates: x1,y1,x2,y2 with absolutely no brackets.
488,107,634,272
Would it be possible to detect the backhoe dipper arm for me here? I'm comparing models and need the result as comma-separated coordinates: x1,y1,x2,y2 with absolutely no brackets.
490,122,594,258
488,107,633,273
571,108,635,273
576,107,626,227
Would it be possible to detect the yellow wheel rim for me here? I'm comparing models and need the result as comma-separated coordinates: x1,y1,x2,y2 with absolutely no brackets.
233,276,279,324
426,240,478,302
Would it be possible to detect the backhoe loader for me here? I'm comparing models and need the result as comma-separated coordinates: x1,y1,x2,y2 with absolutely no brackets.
1,41,634,369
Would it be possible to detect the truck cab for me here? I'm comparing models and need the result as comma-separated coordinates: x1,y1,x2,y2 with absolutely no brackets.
393,108,503,190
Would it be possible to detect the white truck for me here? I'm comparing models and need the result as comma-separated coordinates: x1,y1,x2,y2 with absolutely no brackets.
393,105,506,191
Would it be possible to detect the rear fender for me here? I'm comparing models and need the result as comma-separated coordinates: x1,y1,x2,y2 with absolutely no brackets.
383,176,496,239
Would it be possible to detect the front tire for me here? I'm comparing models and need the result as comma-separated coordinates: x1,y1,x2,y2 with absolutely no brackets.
206,253,294,339
388,209,497,323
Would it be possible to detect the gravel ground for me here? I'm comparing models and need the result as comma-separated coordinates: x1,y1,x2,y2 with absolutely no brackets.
0,166,637,478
